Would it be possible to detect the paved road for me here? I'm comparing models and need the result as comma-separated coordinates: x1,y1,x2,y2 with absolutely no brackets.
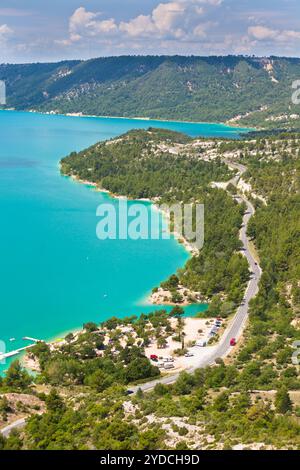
0,418,26,438
131,160,262,393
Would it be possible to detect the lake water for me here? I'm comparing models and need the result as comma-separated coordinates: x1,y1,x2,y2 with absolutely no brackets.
0,110,248,372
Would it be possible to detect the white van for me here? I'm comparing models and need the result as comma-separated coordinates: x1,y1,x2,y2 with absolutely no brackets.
196,340,207,347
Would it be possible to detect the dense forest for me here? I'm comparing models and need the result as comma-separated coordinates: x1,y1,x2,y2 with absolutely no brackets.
1,55,300,127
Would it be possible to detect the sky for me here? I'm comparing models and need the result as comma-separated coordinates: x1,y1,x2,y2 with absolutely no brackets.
0,0,300,63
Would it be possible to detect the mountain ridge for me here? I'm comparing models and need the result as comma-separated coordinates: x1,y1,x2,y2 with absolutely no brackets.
1,55,300,127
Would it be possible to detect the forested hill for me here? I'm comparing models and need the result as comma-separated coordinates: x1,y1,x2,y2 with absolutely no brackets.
1,55,300,127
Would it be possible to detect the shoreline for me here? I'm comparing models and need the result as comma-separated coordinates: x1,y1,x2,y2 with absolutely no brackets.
68,173,199,257
22,314,212,376
66,172,203,308
1,108,253,131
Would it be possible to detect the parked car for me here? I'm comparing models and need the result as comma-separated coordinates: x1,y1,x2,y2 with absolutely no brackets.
164,362,175,370
162,356,174,362
184,352,194,357
196,340,207,347
230,338,236,346
157,361,165,368
150,354,158,361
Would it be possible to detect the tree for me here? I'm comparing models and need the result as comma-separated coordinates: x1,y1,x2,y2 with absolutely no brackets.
138,428,164,450
124,358,159,383
0,434,6,450
157,337,167,349
0,396,10,413
213,391,230,412
0,396,10,421
45,389,66,414
81,344,96,359
161,274,179,290
171,291,183,304
154,383,169,396
170,306,184,318
170,306,185,344
65,333,74,343
174,372,195,395
206,295,222,317
30,342,51,371
136,388,144,399
275,387,292,414
84,370,113,392
176,441,189,450
2,430,22,450
4,360,32,390
83,322,98,333
107,420,136,442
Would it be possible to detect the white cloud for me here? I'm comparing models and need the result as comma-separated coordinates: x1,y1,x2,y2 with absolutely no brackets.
152,2,186,34
119,2,187,39
193,23,208,38
0,23,13,43
119,15,157,37
248,26,277,41
248,25,300,43
69,6,99,34
92,19,118,35
57,7,117,45
277,30,300,41
58,1,222,46
120,1,221,40
189,0,222,4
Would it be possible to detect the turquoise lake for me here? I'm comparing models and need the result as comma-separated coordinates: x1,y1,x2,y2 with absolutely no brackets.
0,110,249,372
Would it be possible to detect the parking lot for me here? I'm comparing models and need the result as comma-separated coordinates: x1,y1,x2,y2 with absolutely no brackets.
145,317,225,373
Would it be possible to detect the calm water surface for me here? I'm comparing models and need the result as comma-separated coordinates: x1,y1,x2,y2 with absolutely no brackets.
0,111,249,371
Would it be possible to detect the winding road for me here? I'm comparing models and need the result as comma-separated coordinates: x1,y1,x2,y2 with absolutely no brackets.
0,418,26,438
131,159,262,392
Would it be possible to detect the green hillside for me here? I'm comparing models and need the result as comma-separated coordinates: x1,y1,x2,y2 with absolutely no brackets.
1,55,300,127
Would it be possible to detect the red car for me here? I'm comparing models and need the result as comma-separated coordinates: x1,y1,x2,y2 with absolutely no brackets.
230,338,236,347
150,354,158,361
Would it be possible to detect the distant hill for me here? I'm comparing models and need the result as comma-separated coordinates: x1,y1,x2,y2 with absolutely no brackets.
1,55,300,127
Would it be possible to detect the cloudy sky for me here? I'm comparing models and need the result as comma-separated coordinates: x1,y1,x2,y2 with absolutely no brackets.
1,0,300,63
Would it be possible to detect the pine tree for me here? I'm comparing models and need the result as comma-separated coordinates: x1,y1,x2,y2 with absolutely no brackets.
275,387,293,414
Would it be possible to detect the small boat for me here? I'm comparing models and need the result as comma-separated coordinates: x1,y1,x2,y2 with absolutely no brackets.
9,338,16,342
